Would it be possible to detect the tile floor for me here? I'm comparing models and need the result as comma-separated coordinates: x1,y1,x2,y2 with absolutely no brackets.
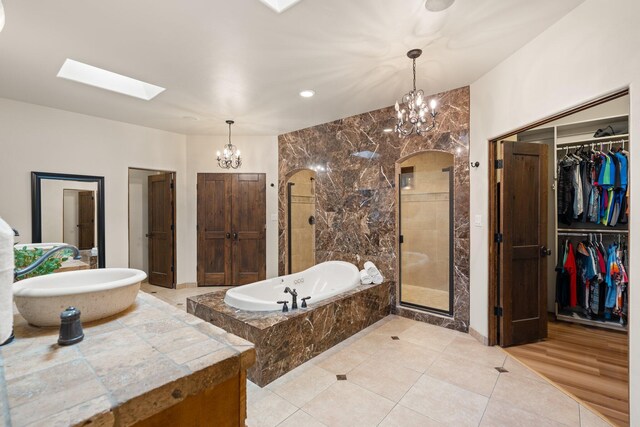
142,285,612,427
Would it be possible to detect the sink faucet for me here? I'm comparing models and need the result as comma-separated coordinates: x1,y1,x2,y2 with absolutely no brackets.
284,287,298,310
14,244,82,279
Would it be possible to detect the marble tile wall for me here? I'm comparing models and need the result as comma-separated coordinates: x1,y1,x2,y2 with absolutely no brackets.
278,86,470,332
188,282,391,386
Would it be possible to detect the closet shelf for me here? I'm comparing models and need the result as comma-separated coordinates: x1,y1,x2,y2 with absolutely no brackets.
556,133,629,147
556,312,627,332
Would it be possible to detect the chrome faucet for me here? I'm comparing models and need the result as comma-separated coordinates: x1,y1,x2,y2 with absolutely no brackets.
284,287,298,310
14,244,81,279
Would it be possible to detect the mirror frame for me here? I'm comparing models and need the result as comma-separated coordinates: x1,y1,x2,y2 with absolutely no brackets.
31,171,106,268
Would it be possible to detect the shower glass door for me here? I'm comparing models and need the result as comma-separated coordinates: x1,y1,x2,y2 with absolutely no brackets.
399,151,454,315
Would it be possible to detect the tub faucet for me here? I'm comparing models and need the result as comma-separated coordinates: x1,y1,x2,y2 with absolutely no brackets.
14,244,81,279
284,287,298,310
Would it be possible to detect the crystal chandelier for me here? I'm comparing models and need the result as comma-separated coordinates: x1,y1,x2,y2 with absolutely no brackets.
394,49,438,136
216,120,242,169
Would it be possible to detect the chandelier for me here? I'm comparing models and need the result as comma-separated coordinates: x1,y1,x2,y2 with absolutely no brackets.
216,120,242,169
394,49,437,136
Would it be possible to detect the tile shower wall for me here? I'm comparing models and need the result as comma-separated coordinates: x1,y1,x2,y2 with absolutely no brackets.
278,86,470,331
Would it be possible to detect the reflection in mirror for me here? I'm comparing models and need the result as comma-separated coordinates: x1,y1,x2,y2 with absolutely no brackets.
399,151,454,314
286,169,316,274
32,172,105,268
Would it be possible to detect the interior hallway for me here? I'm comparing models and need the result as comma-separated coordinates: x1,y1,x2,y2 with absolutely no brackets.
142,285,612,426
505,319,628,427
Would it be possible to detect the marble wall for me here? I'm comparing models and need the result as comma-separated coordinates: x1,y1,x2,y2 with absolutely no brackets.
278,86,470,332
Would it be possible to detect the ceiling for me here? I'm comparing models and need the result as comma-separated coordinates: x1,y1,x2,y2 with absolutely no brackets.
0,0,584,135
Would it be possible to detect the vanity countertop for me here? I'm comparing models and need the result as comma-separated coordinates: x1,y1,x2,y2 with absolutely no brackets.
0,291,255,426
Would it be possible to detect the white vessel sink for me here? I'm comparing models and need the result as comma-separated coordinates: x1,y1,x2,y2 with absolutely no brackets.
13,268,146,327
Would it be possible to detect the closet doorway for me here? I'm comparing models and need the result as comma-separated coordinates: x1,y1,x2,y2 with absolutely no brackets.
197,173,266,286
128,168,177,288
286,169,316,274
488,90,630,426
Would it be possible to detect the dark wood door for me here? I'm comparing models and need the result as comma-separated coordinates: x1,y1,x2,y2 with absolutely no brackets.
148,173,175,288
499,141,549,346
197,173,266,286
197,174,233,286
232,174,266,285
77,191,95,250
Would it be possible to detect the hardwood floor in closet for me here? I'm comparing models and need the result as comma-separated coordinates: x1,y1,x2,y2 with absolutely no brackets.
504,319,629,426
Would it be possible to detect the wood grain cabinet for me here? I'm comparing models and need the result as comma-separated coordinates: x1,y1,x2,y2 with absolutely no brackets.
197,173,266,286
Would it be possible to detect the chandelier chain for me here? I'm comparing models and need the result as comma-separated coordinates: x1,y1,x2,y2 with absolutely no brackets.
412,58,417,92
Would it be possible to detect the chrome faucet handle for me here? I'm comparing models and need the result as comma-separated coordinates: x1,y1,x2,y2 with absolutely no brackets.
277,301,289,312
301,296,311,308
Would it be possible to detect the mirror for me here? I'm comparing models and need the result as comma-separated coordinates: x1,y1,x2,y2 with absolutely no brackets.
31,172,105,267
286,169,316,274
398,151,454,314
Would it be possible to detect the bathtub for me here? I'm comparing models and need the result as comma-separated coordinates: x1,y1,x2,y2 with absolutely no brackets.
224,261,360,311
13,268,146,327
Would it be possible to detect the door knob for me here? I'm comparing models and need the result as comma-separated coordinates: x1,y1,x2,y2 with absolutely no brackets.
145,233,151,238
308,215,315,225
540,246,552,257
226,232,231,239
233,232,238,240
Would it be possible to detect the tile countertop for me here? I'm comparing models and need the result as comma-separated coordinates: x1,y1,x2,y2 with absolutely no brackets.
0,292,256,427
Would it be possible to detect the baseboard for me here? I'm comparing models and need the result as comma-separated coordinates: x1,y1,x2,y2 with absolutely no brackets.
176,282,197,289
469,326,489,346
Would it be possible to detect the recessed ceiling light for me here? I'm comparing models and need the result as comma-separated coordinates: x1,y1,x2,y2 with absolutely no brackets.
299,90,315,98
57,59,165,101
425,0,455,12
383,128,393,133
258,0,304,14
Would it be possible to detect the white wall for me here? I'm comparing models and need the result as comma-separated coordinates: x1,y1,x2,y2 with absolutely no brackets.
469,0,639,420
186,135,280,279
128,169,162,273
0,98,191,283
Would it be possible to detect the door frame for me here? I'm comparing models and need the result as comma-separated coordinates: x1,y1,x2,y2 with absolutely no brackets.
487,88,629,346
127,167,177,288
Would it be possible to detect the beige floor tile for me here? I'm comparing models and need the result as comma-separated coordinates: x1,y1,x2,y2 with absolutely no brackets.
247,390,298,427
398,375,488,427
302,381,395,427
346,332,397,355
397,322,458,352
444,336,507,367
427,353,499,397
247,380,273,405
379,404,443,427
502,356,547,383
370,339,440,373
277,410,327,427
579,405,612,427
481,397,569,427
491,373,580,426
315,347,369,374
347,358,421,402
268,365,336,407
368,316,417,336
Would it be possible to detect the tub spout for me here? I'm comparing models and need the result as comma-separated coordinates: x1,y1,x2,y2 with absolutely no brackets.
284,287,298,310
14,244,81,279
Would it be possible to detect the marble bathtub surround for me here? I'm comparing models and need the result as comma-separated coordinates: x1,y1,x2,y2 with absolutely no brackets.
0,292,255,426
278,86,470,331
188,282,391,386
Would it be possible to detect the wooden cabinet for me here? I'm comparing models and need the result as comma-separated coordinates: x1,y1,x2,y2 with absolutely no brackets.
197,173,266,286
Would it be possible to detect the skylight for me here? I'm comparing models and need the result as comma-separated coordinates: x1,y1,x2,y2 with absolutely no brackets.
57,59,165,101
257,0,304,13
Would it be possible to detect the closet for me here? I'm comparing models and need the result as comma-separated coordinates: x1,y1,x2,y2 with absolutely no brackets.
196,173,266,286
518,104,630,331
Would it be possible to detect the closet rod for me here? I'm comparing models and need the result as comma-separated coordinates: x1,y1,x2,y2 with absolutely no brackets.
556,138,628,150
558,228,628,234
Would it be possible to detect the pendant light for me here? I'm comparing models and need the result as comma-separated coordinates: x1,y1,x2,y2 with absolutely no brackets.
394,49,438,137
216,120,242,169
